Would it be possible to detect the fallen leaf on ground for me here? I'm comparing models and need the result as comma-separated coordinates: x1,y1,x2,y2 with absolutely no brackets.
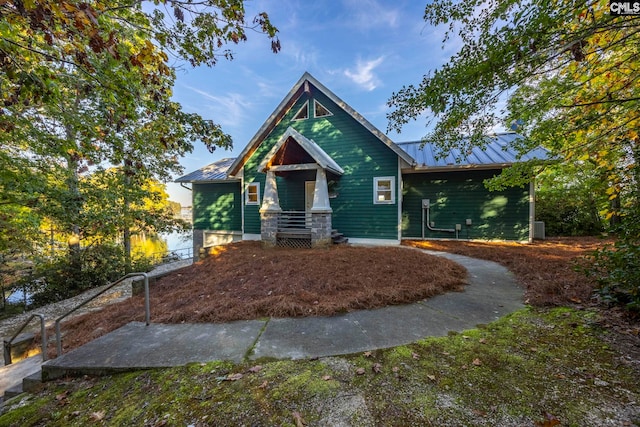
226,373,244,381
322,375,332,381
427,374,436,381
472,358,482,366
90,411,106,421
292,411,306,427
372,363,382,373
355,367,366,375
248,365,263,373
412,352,420,359
257,380,268,389
363,351,372,358
535,412,560,427
479,338,487,344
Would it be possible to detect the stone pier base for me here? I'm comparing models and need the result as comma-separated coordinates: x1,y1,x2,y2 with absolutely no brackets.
261,211,279,247
311,212,332,248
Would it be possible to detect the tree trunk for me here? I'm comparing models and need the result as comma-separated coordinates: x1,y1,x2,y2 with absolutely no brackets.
65,144,82,276
123,159,133,273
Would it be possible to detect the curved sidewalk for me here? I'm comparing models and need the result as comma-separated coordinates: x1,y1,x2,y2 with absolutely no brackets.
41,250,524,379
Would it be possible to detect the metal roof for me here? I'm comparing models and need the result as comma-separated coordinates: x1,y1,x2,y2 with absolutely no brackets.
175,157,237,183
176,133,551,183
396,132,550,170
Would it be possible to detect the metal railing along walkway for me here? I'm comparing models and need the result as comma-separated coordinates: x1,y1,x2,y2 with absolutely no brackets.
54,272,150,357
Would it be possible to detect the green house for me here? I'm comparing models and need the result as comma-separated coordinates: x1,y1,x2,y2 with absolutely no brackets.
177,73,548,253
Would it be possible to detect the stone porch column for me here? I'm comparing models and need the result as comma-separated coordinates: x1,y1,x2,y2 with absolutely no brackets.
260,170,281,247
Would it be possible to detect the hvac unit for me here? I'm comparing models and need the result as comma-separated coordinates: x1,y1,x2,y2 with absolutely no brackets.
533,221,545,240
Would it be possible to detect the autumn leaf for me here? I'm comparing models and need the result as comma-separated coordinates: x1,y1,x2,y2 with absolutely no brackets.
55,390,69,401
412,352,420,359
355,367,366,375
257,380,268,389
90,411,106,421
292,411,306,427
322,375,332,381
363,351,372,358
472,358,482,366
427,374,436,381
372,363,382,373
535,412,560,427
248,365,263,373
226,372,244,381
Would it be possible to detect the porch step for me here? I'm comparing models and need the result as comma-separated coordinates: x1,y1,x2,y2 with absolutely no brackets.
331,230,348,245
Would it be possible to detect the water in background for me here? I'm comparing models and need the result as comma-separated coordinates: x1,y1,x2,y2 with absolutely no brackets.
161,230,193,251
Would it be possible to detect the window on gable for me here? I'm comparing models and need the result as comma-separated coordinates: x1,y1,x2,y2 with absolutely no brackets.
373,177,395,204
314,100,332,118
292,101,309,121
246,182,260,205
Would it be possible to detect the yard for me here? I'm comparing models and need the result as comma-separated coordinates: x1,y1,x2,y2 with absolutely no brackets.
5,237,640,426
51,237,631,358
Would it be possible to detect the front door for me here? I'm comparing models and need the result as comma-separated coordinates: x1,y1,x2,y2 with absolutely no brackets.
305,181,315,227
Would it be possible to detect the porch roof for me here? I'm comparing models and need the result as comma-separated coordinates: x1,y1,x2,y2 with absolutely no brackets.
257,127,344,175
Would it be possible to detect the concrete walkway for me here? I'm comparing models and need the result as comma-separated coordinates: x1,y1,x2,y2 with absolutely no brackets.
40,250,524,380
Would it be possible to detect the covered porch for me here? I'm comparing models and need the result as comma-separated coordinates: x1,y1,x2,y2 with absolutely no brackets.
257,127,345,247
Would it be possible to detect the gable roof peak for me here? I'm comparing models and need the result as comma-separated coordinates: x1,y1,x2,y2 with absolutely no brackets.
227,73,415,176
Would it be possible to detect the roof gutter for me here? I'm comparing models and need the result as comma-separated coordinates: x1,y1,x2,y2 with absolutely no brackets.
402,163,513,174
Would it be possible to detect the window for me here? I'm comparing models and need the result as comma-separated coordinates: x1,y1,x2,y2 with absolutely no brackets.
292,101,309,121
246,182,260,205
314,100,332,118
373,177,395,204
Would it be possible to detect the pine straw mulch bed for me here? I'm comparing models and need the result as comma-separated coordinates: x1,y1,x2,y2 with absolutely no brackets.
404,236,607,307
53,242,467,355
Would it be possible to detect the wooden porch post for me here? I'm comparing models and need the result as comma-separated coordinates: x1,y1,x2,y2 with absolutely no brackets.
310,167,332,213
261,170,282,213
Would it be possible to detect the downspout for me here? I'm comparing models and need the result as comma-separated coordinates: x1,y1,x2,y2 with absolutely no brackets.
179,183,191,191
529,179,535,243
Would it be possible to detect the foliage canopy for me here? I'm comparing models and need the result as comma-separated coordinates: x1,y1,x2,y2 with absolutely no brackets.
388,0,639,310
0,0,280,300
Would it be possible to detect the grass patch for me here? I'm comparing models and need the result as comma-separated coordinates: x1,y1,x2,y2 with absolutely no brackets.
2,307,638,426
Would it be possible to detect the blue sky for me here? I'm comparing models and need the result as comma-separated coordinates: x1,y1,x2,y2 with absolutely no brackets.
167,0,458,205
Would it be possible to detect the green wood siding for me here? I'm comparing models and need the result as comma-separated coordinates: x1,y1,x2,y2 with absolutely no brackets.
243,87,400,240
276,171,315,211
402,170,530,241
193,182,242,231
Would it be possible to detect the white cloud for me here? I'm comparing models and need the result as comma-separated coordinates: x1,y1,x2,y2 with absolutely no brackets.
182,85,252,128
343,0,399,30
344,56,385,91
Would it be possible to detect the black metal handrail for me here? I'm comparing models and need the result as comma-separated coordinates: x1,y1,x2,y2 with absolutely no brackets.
3,313,47,365
54,272,149,357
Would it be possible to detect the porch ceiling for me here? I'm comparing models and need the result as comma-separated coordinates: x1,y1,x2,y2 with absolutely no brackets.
258,127,344,175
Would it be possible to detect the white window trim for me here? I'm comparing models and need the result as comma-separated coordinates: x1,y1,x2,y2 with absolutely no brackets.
291,100,309,121
373,176,395,204
313,99,333,118
246,182,260,205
